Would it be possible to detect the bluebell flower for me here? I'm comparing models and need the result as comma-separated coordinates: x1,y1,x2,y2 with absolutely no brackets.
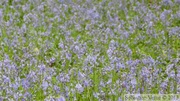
21,79,30,90
38,64,46,73
131,78,137,85
54,85,60,93
175,0,180,4
12,82,19,90
118,97,123,101
78,71,85,80
93,92,99,99
57,96,66,101
162,0,173,6
75,83,84,93
42,81,49,91
3,75,10,84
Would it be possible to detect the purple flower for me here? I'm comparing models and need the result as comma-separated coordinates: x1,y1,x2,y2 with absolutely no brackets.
56,73,70,83
12,82,19,90
24,92,31,99
160,79,168,90
160,10,171,24
87,9,100,19
142,57,155,65
42,81,49,91
141,67,150,80
0,9,2,18
163,0,173,6
166,64,174,74
3,54,11,65
58,42,64,49
0,97,3,101
50,57,56,64
175,0,180,4
3,75,10,84
22,79,30,90
118,97,123,101
100,80,105,87
54,85,60,93
57,96,66,101
65,53,72,60
116,62,125,69
27,71,37,83
38,64,46,73
58,0,64,3
78,71,85,80
131,78,137,85
168,71,175,78
169,27,180,36
75,83,84,93
93,92,99,99
83,79,91,87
